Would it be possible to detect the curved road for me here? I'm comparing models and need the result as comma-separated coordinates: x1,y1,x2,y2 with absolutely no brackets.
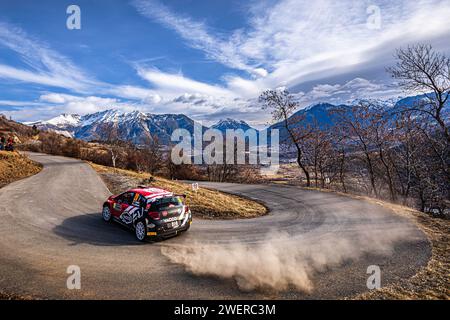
0,153,430,299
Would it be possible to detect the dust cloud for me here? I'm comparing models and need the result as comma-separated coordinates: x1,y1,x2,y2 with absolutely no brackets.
161,220,417,292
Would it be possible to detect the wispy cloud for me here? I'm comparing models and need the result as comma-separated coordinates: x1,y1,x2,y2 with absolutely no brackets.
0,22,99,92
133,0,450,97
37,93,150,115
136,67,234,98
132,0,268,77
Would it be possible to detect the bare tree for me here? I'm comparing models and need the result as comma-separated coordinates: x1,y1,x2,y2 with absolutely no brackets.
332,104,379,197
141,136,164,175
40,131,63,155
306,120,333,188
331,126,349,193
372,108,397,201
259,89,312,186
388,44,450,144
63,138,81,158
98,123,123,169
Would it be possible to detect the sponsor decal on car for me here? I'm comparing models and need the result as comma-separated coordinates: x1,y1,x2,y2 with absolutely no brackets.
163,216,179,223
120,206,142,224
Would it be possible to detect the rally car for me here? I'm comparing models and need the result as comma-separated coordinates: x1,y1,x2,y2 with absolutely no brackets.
102,186,192,241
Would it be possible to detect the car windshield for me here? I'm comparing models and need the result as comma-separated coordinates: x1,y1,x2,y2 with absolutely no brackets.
149,196,184,211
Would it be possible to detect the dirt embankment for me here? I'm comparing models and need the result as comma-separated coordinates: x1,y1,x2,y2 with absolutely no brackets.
90,163,268,219
0,151,42,189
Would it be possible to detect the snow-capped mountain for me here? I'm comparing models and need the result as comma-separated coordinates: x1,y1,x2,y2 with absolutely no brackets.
269,93,450,143
25,114,82,138
28,110,259,144
211,118,254,132
25,113,81,128
29,110,207,145
27,93,447,145
348,97,400,109
46,114,81,127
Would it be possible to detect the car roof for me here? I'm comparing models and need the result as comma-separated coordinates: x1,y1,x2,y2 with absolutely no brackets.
129,187,173,199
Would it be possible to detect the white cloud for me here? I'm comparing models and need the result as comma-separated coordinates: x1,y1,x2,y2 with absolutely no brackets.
0,22,99,92
105,85,162,104
38,93,139,115
0,22,165,105
132,0,262,75
252,67,268,78
0,100,45,107
134,0,450,97
293,77,403,107
136,67,234,98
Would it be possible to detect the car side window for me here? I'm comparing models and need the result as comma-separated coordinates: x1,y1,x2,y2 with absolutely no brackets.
116,194,124,203
119,192,134,205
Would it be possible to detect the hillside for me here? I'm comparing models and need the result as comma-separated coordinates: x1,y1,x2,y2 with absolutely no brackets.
0,151,42,188
0,114,36,143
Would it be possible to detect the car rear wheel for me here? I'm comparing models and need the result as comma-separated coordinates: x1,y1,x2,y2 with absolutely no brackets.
102,206,112,222
135,220,147,242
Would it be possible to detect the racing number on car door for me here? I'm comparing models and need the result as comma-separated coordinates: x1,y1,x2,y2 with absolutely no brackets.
118,192,144,224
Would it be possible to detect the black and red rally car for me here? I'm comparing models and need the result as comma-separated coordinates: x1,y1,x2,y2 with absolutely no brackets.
102,186,192,241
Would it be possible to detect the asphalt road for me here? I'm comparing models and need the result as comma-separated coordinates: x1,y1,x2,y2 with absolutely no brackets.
0,153,431,299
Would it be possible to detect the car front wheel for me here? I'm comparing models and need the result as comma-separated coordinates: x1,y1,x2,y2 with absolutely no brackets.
102,206,112,222
135,220,147,242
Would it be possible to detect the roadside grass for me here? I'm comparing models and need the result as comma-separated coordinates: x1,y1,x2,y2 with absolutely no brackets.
90,163,268,219
0,151,42,189
0,291,34,300
302,186,449,300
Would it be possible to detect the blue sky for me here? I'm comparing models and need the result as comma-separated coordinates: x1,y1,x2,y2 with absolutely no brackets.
0,0,449,126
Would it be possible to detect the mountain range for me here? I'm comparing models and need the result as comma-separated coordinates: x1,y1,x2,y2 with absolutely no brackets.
268,94,450,142
26,110,255,145
25,94,448,145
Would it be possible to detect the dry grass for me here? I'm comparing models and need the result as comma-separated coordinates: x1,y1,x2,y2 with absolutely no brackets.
0,151,42,188
0,291,34,300
356,201,449,300
90,163,268,219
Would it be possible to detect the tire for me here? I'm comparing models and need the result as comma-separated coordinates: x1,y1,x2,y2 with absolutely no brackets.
135,220,147,242
102,206,112,222
185,218,192,232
